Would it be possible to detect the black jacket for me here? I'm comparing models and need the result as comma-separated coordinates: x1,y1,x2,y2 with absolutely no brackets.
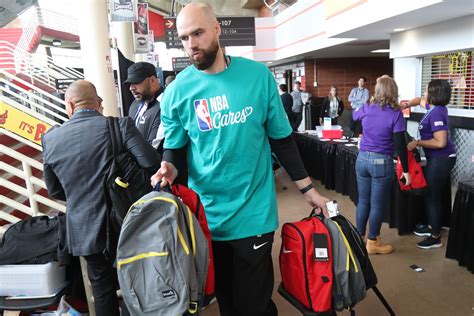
281,92,293,116
320,96,344,119
128,88,163,148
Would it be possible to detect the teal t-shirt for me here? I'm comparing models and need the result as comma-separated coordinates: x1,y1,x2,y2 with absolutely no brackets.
161,57,292,241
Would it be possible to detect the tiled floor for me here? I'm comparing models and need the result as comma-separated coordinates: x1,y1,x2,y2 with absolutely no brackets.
202,172,474,316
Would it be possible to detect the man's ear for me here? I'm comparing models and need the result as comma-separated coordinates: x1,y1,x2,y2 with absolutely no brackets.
150,76,160,88
214,20,221,38
66,99,75,118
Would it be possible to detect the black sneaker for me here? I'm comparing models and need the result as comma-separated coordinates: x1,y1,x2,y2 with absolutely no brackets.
417,236,443,249
413,224,431,237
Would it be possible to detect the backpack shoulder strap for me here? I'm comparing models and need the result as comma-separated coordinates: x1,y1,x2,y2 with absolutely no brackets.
112,116,125,154
107,116,119,156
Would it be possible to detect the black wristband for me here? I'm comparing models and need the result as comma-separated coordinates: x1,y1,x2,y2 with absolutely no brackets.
300,183,314,194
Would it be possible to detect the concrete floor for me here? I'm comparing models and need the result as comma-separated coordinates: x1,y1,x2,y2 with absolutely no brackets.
202,172,474,316
5,172,473,316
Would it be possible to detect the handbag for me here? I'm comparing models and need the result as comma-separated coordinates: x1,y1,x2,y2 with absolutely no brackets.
104,117,152,230
396,148,428,195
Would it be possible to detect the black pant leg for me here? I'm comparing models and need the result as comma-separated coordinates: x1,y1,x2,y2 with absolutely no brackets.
212,240,236,316
84,252,120,316
424,156,456,235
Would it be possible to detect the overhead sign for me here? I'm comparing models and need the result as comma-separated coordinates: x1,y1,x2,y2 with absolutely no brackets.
109,0,137,22
172,57,192,71
164,17,181,49
218,17,256,47
164,17,256,49
0,101,52,145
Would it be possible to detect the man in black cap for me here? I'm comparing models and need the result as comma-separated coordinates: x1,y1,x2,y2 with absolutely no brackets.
125,62,164,150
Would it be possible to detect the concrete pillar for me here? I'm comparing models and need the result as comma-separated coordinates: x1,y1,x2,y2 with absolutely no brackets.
77,0,119,117
113,22,135,61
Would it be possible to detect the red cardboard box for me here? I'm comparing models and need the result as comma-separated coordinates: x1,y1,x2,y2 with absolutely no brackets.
322,129,343,139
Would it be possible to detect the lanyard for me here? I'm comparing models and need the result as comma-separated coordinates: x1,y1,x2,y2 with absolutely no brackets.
223,52,229,69
417,105,435,139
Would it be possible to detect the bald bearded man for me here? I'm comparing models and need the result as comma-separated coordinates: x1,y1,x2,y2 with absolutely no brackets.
151,4,330,315
42,80,160,315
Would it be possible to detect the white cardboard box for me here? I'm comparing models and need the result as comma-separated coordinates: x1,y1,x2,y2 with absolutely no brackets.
0,261,66,297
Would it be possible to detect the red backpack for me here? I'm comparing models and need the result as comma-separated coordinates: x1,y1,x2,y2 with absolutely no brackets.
279,210,333,313
396,150,428,195
171,184,215,305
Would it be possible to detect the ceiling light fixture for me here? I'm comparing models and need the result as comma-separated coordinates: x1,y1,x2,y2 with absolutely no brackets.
393,28,405,32
371,49,390,53
52,39,62,46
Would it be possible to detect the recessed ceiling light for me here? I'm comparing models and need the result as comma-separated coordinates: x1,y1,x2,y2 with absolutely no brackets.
267,61,273,64
371,49,390,53
52,39,62,46
393,28,405,32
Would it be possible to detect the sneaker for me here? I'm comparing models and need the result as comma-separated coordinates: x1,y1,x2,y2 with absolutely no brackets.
413,224,431,237
417,236,443,249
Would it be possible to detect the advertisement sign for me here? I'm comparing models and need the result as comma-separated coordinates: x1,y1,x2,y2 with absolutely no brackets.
0,101,52,145
133,3,151,53
109,0,137,22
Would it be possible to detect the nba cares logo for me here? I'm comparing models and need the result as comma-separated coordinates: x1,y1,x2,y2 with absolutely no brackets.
194,99,213,131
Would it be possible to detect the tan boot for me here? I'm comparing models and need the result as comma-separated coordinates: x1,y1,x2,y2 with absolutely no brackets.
366,237,394,254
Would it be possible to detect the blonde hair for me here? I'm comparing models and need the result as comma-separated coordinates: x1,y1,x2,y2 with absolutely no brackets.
370,77,399,109
328,86,340,102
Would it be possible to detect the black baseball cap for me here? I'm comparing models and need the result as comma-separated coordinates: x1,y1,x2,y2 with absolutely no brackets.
124,62,156,84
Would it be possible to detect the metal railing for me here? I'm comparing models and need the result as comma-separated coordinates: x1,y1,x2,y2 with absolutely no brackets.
0,69,68,124
15,7,39,55
37,7,78,36
0,135,66,234
0,79,68,233
0,40,84,92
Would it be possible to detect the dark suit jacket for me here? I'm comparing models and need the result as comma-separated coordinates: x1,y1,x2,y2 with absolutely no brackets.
42,111,160,256
320,96,344,121
128,89,163,148
281,92,293,117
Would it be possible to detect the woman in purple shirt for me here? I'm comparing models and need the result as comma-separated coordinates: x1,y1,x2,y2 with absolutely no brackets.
406,79,456,249
353,77,410,255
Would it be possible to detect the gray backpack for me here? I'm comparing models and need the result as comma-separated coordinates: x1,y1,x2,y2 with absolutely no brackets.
323,217,366,312
117,191,209,315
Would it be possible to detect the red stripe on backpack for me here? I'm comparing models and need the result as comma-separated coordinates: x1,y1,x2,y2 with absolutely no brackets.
172,184,215,301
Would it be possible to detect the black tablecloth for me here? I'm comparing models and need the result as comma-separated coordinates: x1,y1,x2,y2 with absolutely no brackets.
446,180,474,273
295,133,339,190
294,132,451,235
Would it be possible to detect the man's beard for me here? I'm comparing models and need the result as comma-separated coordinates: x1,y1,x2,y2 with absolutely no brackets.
188,39,220,70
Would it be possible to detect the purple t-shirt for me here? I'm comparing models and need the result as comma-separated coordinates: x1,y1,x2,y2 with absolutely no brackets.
353,103,406,155
419,106,456,158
